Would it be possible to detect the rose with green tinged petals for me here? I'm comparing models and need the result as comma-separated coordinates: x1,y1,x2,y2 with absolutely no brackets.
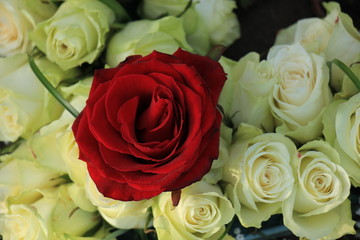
323,2,360,91
0,54,79,142
41,184,102,238
139,0,190,19
219,52,277,132
139,0,240,55
193,0,239,46
282,140,354,240
106,16,192,67
268,44,332,143
323,93,360,186
31,0,115,70
28,78,91,181
335,55,360,99
202,123,233,185
0,143,63,207
223,124,296,228
85,174,152,229
153,181,234,240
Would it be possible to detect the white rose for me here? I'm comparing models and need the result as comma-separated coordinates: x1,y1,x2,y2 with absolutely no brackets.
223,124,296,228
153,181,234,240
268,44,332,143
283,140,355,240
85,174,152,229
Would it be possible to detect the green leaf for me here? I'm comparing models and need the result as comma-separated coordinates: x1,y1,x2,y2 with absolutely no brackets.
28,51,79,118
328,59,360,91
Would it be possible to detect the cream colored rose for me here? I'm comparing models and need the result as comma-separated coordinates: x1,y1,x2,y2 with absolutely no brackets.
219,52,277,132
0,0,56,57
0,204,48,240
268,44,332,143
283,140,355,240
85,174,152,229
0,88,23,141
223,124,296,228
0,0,34,57
275,17,334,55
153,181,234,240
323,93,360,186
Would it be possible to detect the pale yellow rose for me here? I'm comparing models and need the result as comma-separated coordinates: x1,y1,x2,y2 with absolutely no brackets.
85,174,152,229
268,44,332,143
223,124,296,228
219,52,277,132
0,204,48,240
323,93,360,186
153,181,234,240
282,140,355,240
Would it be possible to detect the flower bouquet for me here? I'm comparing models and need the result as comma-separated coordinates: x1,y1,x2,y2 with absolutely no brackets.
0,0,359,239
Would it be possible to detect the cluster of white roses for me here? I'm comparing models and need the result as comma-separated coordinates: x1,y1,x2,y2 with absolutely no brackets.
0,0,359,240
0,0,240,239
219,2,359,239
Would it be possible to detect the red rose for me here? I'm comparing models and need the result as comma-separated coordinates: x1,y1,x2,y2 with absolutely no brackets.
72,49,226,201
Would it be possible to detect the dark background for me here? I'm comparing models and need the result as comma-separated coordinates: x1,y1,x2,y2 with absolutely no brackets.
224,0,360,60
